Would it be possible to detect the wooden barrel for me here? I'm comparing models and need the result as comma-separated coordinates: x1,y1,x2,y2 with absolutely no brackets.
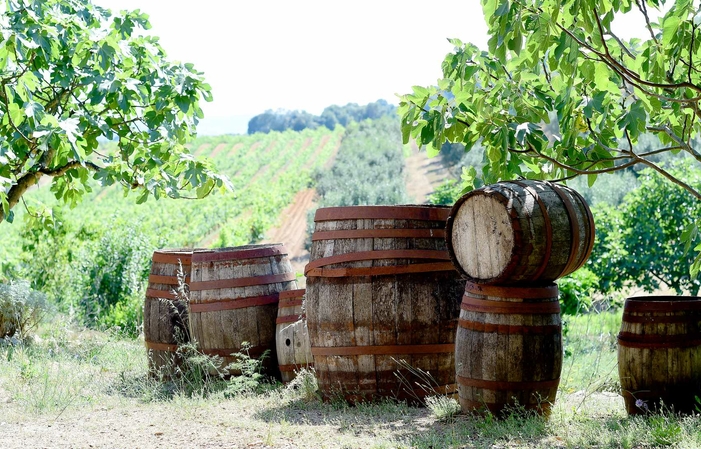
188,244,298,377
456,282,562,416
618,296,701,415
305,205,464,403
446,180,595,284
275,289,314,383
143,249,192,375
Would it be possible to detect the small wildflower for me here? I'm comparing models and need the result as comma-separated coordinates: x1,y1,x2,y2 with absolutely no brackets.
635,398,649,412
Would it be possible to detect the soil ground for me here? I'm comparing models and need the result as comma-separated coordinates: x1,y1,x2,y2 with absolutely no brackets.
403,144,452,204
0,384,625,449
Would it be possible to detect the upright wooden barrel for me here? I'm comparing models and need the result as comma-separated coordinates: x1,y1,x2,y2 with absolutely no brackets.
188,244,298,376
305,205,464,403
456,282,562,416
143,248,192,375
446,180,595,284
276,289,314,383
618,296,701,415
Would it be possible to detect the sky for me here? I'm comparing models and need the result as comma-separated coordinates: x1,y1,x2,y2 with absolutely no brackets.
92,1,490,135
91,1,662,136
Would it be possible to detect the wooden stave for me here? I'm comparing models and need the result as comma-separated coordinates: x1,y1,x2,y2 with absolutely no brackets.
144,248,192,376
455,282,563,416
188,244,298,378
305,205,464,403
446,180,595,285
617,296,701,415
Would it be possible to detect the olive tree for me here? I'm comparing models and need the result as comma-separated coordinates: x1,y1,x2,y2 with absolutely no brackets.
0,0,230,224
399,0,701,275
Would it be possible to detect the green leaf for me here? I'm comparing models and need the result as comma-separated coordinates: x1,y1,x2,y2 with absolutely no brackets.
587,173,597,187
593,64,617,94
662,15,680,46
617,100,647,138
7,102,25,125
495,0,510,17
174,95,190,114
583,91,607,119
135,189,149,204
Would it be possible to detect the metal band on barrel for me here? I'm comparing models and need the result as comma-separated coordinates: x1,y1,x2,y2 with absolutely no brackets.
617,332,701,349
189,294,280,312
193,245,288,263
278,298,304,308
623,298,701,313
311,228,446,241
464,282,560,299
148,274,190,285
461,296,561,315
456,375,560,391
549,183,582,279
458,319,561,335
152,252,192,265
276,314,305,324
306,262,456,278
311,343,454,356
189,272,296,291
279,289,305,300
145,288,178,300
314,205,450,222
510,180,553,281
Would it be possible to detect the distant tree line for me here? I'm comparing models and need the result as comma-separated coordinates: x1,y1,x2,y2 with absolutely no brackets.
247,100,396,134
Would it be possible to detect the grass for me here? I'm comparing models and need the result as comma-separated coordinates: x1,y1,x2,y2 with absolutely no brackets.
1,310,700,448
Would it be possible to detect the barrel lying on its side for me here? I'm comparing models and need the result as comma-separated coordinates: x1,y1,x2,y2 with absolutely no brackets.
446,180,595,285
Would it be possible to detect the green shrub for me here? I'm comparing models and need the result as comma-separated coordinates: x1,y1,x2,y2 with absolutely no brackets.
14,210,155,337
225,343,271,397
426,179,462,206
0,280,50,340
587,162,701,295
557,267,598,315
73,224,152,335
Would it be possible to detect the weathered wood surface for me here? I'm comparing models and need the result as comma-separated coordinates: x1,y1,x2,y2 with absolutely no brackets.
188,244,298,377
617,296,701,415
143,249,192,376
305,205,464,403
455,282,562,416
447,180,595,284
275,289,314,383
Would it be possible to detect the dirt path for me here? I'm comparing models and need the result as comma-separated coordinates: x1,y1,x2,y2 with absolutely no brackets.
403,142,452,204
261,188,316,286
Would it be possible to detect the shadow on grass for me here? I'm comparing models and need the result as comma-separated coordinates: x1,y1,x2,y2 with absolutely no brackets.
252,394,555,449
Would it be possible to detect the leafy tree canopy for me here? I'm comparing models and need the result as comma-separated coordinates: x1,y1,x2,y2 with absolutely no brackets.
399,0,701,275
0,0,231,224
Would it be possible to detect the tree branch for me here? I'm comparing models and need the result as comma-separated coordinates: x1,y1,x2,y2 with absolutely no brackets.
635,0,660,45
637,157,701,200
647,125,701,163
0,160,103,223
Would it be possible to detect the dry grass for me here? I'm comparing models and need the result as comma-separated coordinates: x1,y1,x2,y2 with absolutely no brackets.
1,312,700,449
